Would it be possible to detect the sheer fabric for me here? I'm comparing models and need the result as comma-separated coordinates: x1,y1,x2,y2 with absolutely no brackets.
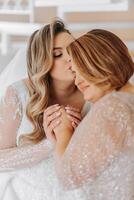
0,47,27,98
0,83,54,171
0,79,91,200
56,92,134,199
0,86,22,149
0,81,58,199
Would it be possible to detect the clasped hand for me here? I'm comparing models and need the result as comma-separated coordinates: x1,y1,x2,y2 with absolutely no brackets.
43,104,82,144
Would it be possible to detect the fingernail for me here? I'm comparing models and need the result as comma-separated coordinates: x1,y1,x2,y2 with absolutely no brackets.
54,104,60,107
65,107,69,109
56,112,61,116
55,106,61,109
66,110,71,113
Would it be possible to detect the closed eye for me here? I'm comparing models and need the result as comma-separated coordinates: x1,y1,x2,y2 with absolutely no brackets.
53,54,62,58
53,47,63,58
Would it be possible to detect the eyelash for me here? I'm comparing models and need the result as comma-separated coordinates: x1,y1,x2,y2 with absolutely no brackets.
54,54,62,58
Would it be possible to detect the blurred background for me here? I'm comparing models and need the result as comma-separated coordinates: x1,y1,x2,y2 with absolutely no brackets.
0,0,133,73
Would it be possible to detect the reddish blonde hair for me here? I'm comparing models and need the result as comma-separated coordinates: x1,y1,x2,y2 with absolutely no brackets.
67,29,134,91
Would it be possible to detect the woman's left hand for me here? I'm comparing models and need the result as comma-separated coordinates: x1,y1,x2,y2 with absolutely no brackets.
65,105,82,129
53,107,73,138
53,107,74,156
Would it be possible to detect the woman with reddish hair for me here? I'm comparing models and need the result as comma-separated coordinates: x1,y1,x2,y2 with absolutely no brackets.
53,29,134,199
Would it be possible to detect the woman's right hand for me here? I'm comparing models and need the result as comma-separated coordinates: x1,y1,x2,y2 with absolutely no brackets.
43,104,61,144
43,104,82,144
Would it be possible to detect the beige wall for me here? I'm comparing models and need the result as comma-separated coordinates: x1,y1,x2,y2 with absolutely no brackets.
34,6,57,23
0,14,29,22
33,3,134,42
0,2,133,55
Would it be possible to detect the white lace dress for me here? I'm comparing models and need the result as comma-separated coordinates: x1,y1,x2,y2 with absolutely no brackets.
0,80,90,200
56,91,134,200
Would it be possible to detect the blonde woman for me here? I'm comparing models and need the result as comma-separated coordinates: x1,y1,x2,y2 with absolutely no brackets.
0,20,89,199
52,29,134,199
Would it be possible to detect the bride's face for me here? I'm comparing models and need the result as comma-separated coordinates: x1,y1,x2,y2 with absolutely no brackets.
50,32,74,82
70,61,107,103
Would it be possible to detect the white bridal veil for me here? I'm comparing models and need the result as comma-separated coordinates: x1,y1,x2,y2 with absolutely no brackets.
0,46,28,98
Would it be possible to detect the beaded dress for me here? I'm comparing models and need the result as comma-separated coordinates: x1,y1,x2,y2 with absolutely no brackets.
56,91,134,200
0,80,90,200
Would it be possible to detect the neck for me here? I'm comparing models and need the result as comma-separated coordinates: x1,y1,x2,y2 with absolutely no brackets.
119,82,134,93
50,79,77,102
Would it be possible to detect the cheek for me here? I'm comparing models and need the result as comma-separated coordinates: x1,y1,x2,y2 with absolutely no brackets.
83,86,104,102
53,59,64,69
84,86,95,97
82,86,96,100
50,67,61,79
51,59,64,74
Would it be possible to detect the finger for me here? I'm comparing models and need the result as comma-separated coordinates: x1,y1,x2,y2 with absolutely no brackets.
43,106,61,127
44,104,59,113
48,119,61,133
65,106,80,112
47,111,61,126
44,105,61,118
43,113,61,131
72,121,77,129
67,115,80,125
45,119,61,143
66,109,82,120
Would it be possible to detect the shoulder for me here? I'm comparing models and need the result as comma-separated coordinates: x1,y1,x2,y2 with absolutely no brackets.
8,79,29,99
2,79,29,105
11,79,28,92
90,92,131,124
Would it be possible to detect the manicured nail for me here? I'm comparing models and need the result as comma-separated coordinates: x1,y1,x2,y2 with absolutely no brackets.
66,110,71,113
55,106,60,109
56,112,61,116
65,107,69,109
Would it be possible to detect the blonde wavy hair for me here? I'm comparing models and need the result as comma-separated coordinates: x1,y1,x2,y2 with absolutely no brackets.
67,29,134,91
24,20,70,144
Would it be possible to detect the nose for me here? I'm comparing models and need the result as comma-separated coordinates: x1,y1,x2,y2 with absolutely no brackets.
74,74,83,86
65,50,71,63
65,51,72,70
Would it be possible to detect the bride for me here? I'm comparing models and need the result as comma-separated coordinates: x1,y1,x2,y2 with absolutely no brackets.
0,20,90,199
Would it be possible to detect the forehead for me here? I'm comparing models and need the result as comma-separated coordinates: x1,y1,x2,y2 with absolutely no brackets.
54,32,74,48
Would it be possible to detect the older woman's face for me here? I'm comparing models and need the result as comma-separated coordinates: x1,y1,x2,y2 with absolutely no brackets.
50,32,74,82
70,60,107,103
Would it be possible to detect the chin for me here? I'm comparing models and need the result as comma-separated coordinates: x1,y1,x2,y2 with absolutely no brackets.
83,94,92,101
83,93,98,103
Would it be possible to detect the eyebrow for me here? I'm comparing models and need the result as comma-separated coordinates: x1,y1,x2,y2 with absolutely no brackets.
53,47,62,50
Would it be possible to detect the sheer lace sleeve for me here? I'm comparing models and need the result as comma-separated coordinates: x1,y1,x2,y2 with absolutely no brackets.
0,139,54,171
0,85,22,149
56,93,133,189
0,85,54,171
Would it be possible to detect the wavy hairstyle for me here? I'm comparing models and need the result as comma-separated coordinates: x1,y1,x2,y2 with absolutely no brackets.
67,29,134,91
23,20,70,144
